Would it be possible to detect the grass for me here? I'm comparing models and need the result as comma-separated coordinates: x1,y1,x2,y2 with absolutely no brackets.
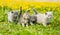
0,6,60,35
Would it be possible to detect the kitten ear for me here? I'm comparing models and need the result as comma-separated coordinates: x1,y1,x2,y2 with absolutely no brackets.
11,11,13,13
45,12,47,15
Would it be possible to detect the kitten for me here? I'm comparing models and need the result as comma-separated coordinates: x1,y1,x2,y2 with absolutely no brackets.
7,11,18,23
28,14,37,25
32,8,53,26
18,7,30,27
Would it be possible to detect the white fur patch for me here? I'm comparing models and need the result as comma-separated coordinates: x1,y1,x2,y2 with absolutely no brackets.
7,12,13,22
35,12,53,26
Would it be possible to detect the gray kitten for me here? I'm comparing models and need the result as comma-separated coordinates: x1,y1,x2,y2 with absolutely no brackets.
18,7,30,27
12,11,18,23
28,14,37,25
7,10,18,23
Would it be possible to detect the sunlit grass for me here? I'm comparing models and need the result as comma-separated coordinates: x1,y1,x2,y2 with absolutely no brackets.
0,6,60,35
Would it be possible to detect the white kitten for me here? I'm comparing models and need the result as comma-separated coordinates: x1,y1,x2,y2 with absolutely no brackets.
32,8,53,26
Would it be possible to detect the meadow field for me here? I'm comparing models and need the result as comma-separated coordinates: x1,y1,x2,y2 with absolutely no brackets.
0,1,60,35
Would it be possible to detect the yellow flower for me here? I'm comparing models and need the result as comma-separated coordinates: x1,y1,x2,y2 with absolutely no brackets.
0,0,60,10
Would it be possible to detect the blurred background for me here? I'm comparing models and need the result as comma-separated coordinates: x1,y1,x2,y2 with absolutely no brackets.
0,0,60,35
0,0,60,10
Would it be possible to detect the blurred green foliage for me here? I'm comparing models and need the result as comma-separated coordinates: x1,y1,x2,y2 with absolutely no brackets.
0,6,60,35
